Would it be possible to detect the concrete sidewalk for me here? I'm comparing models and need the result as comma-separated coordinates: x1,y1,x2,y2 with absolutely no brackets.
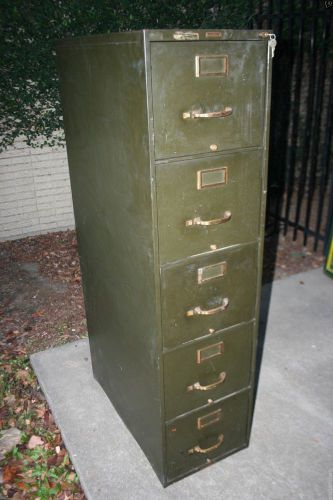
31,268,333,500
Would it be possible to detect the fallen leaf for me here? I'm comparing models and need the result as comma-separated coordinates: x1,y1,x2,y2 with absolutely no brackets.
27,435,44,449
16,369,30,385
1,363,13,373
20,469,33,478
5,487,18,498
14,481,30,490
4,395,16,407
54,433,62,446
3,463,21,483
59,493,73,500
67,471,76,481
12,493,26,500
32,309,45,318
47,454,57,467
56,449,66,466
43,409,50,424
35,406,46,419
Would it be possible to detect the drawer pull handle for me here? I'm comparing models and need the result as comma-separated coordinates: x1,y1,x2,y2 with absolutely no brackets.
185,210,232,227
188,433,224,454
186,298,229,317
187,371,226,392
183,107,233,119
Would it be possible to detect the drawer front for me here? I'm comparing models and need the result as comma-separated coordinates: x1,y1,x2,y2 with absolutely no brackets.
156,150,262,263
166,390,249,481
151,41,267,159
164,322,253,420
161,242,257,349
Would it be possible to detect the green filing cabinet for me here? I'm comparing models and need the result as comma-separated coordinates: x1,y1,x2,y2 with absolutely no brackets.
56,29,275,486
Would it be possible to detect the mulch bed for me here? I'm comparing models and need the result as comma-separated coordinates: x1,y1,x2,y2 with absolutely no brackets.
263,231,325,283
0,231,86,356
0,229,325,499
0,232,86,499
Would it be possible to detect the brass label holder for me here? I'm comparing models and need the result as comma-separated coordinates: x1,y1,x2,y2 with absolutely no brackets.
197,167,228,190
197,408,222,430
205,32,223,39
198,261,227,284
197,341,224,364
173,31,199,41
195,55,229,77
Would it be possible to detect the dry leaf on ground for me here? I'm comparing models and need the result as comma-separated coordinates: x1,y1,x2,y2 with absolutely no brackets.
27,435,44,449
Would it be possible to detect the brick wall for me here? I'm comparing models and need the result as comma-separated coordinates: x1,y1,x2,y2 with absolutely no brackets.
0,140,75,241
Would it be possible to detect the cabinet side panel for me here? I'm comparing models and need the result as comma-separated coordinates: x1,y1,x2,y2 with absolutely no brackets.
57,38,164,479
248,39,274,439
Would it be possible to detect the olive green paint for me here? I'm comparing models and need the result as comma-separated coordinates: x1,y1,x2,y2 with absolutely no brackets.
56,29,273,487
56,32,165,483
156,150,262,262
166,390,249,480
151,41,266,159
164,322,254,420
161,242,258,349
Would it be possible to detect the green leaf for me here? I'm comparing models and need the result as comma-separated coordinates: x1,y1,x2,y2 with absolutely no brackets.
0,0,254,152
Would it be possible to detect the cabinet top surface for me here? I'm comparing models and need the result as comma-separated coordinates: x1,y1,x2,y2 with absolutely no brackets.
57,29,273,48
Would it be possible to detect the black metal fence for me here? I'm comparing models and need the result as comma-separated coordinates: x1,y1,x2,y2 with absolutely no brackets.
249,0,333,252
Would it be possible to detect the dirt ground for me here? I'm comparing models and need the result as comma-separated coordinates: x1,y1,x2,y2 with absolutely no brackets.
0,229,325,356
0,228,325,499
0,232,86,357
263,230,325,283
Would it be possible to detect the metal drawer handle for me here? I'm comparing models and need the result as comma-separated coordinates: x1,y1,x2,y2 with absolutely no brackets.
188,434,224,454
183,107,233,119
187,371,226,392
186,298,229,317
185,210,231,227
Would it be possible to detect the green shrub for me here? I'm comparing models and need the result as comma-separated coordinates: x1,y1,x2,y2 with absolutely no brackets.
0,0,252,151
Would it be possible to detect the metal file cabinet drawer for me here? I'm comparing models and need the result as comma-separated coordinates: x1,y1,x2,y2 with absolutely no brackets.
161,242,258,349
166,390,249,482
151,41,267,159
156,149,262,263
164,322,254,420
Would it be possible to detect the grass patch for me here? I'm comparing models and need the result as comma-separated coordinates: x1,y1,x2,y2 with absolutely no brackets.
0,356,84,499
